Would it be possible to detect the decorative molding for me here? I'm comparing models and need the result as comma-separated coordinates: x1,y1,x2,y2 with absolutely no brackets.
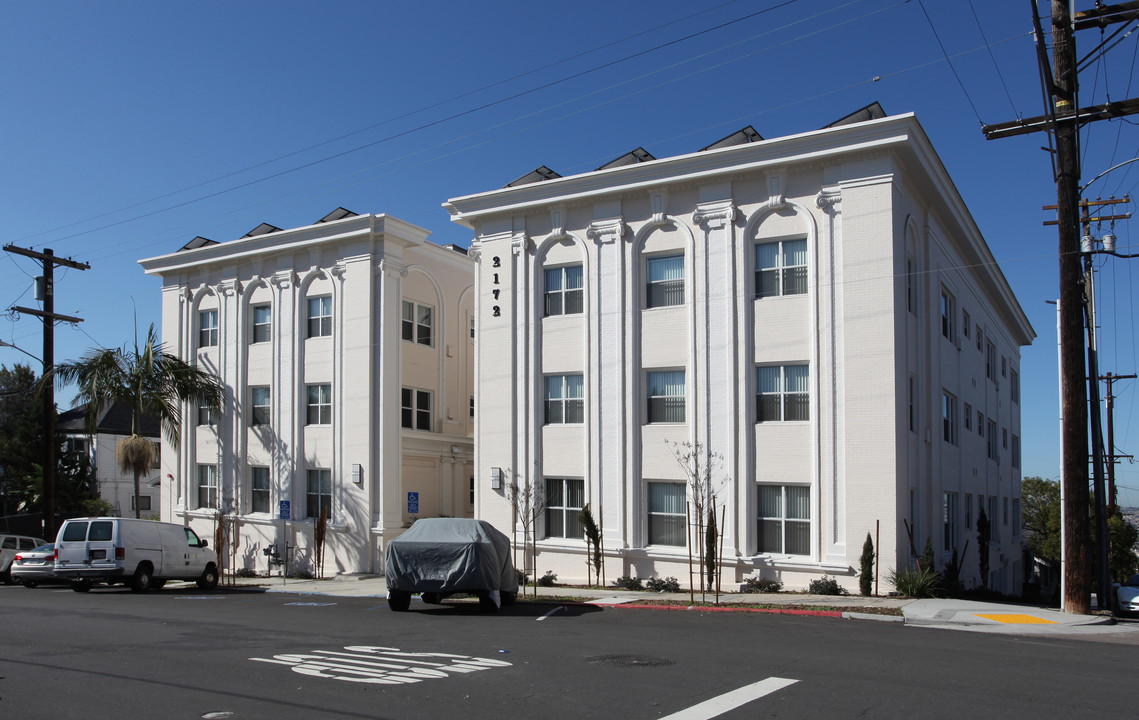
378,258,408,279
330,263,347,282
650,190,669,225
815,187,842,213
511,232,532,256
693,199,736,229
767,172,786,210
309,249,320,272
466,240,482,263
550,207,567,238
586,219,626,244
217,280,239,298
269,270,297,290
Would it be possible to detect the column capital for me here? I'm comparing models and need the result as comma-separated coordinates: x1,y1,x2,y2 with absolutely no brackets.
815,188,842,213
587,219,625,244
693,200,736,229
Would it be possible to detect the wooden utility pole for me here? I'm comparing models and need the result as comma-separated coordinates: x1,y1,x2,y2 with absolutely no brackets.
3,245,89,541
1102,373,1136,511
983,0,1139,615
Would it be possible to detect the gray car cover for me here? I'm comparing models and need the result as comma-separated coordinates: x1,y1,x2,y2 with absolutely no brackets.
384,519,518,603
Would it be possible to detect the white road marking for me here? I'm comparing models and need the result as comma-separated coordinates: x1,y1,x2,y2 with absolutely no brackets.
537,606,566,621
658,677,799,720
250,645,512,685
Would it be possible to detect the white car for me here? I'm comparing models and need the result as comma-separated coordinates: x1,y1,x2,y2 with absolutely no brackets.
1115,574,1139,617
1,534,47,584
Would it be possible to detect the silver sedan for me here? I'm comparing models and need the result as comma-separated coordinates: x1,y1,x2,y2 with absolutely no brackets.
11,544,61,588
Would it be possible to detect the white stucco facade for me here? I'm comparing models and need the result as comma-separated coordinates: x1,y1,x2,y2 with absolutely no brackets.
445,113,1035,593
140,212,475,576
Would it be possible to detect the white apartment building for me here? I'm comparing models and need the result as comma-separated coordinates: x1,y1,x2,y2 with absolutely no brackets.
140,210,475,576
445,109,1035,593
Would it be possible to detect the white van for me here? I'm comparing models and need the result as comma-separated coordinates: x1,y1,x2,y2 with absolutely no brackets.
54,517,219,593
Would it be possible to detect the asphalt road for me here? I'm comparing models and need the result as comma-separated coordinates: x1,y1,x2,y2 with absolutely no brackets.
0,582,1132,720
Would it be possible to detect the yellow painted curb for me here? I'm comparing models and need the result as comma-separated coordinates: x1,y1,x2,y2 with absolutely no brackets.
973,613,1056,625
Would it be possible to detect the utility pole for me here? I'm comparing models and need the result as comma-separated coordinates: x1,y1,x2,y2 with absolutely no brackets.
3,245,89,541
1102,373,1136,511
983,0,1139,615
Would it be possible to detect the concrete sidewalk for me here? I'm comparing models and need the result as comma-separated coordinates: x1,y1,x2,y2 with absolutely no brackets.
221,572,1136,636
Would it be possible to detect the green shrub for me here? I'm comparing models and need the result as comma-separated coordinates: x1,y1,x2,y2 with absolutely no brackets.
294,569,314,580
889,565,943,598
941,549,964,597
515,569,529,586
645,576,681,592
538,571,558,587
235,567,258,578
859,532,874,596
613,576,644,591
807,574,847,596
742,576,783,594
920,537,935,574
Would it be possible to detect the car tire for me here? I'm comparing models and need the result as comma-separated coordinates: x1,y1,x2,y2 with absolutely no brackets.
501,591,516,606
388,590,412,611
130,565,153,593
0,567,12,585
150,579,166,590
197,564,219,590
421,592,443,605
21,580,38,589
70,580,92,593
478,592,499,612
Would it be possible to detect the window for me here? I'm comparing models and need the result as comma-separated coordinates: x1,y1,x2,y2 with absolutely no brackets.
977,328,983,352
199,310,218,348
251,386,270,427
544,265,583,316
1012,434,1021,469
987,420,998,461
197,464,218,510
1002,427,1008,450
198,398,218,427
1012,499,1022,537
962,310,971,338
646,255,684,308
941,289,956,340
251,467,270,514
988,496,1000,542
401,387,432,431
130,495,152,512
306,384,332,425
545,478,584,539
470,317,475,339
306,468,332,521
402,300,434,346
544,374,584,424
985,340,997,381
942,391,958,445
251,304,271,343
469,476,475,506
758,485,810,555
1001,356,1007,378
150,442,160,469
944,492,958,551
964,403,973,431
307,296,332,338
647,481,685,546
757,365,809,422
756,239,808,298
965,493,973,529
1003,496,1009,525
646,370,685,423
908,376,916,433
1010,369,1020,404
977,411,984,436
469,396,474,418
906,257,916,315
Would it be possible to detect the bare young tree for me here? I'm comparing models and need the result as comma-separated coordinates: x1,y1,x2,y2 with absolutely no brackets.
506,468,545,598
668,440,729,601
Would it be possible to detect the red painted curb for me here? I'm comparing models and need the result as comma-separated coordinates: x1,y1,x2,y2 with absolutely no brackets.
596,603,843,617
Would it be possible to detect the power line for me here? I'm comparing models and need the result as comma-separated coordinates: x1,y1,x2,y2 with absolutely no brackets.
916,0,984,124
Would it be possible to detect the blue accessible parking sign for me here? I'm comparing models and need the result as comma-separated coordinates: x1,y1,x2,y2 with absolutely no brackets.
407,492,419,514
279,500,291,520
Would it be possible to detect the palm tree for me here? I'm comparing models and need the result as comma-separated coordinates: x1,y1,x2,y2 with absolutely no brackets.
54,324,223,518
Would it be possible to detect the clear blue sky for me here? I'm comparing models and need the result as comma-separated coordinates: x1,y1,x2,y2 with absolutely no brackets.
2,1,1137,504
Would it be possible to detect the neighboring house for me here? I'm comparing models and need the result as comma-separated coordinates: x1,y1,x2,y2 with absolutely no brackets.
444,107,1035,593
57,402,161,519
139,209,475,576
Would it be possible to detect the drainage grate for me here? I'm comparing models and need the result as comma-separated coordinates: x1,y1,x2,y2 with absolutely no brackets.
586,654,674,668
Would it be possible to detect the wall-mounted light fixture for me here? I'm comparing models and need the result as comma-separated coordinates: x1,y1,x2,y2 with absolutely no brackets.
352,464,363,486
490,467,503,490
